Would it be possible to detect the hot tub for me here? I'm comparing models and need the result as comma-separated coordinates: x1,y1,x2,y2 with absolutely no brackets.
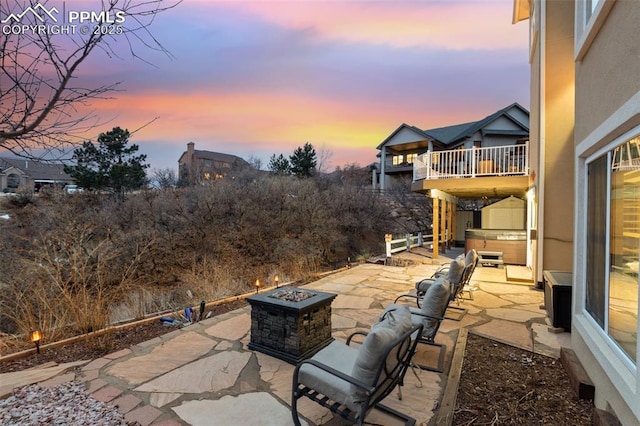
465,229,526,265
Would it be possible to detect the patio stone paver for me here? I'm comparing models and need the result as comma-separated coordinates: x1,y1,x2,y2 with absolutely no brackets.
82,357,112,371
148,392,182,408
107,331,216,385
85,378,108,393
104,348,133,360
150,420,182,426
1,258,577,426
439,313,482,333
331,294,372,309
204,312,250,341
172,392,303,426
256,352,295,403
472,318,534,350
331,313,357,329
308,282,354,293
77,368,99,381
479,281,532,294
37,372,75,388
322,273,367,285
135,350,251,393
91,385,122,402
124,405,162,426
468,290,514,308
500,292,544,305
531,323,572,357
111,393,142,413
517,302,548,314
485,307,546,322
214,340,234,350
332,307,382,326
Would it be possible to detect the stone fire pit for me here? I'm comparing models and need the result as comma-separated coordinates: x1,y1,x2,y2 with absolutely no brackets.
247,286,337,364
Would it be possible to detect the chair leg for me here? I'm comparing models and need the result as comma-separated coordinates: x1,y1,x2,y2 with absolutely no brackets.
291,387,304,426
459,286,474,300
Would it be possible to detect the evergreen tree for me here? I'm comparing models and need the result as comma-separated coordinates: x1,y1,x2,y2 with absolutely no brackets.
64,127,148,199
268,153,291,175
289,142,317,178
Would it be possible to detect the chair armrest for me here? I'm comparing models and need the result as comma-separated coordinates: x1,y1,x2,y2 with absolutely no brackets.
293,358,375,395
346,330,368,346
394,292,420,303
411,311,445,321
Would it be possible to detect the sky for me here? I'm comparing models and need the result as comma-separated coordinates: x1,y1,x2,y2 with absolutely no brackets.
14,0,531,173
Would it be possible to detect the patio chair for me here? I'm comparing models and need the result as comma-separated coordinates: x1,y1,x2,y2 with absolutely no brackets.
388,275,452,372
400,249,478,321
291,306,423,426
455,249,479,302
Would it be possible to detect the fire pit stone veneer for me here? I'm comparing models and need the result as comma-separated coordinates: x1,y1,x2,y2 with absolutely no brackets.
247,287,337,364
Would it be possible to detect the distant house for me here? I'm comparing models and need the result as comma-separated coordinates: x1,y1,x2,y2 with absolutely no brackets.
374,103,530,191
0,158,73,193
177,142,250,185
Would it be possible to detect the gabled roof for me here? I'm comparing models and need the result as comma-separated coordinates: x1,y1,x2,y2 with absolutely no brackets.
194,150,247,164
375,123,432,150
423,121,477,145
424,103,529,146
178,149,248,166
0,157,72,181
378,103,530,150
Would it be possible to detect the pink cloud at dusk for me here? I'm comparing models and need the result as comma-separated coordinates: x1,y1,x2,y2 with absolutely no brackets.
220,0,527,50
3,0,530,172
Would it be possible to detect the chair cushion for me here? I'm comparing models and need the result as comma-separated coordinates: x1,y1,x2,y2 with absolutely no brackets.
298,341,360,411
415,278,434,294
416,255,464,294
351,306,412,406
465,249,478,267
448,257,465,284
419,276,450,338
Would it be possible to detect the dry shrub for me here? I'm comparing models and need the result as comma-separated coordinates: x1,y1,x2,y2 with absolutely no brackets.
0,171,393,341
0,196,152,348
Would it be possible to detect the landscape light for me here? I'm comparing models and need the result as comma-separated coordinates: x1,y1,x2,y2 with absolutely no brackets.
255,279,261,294
274,275,279,288
30,329,43,354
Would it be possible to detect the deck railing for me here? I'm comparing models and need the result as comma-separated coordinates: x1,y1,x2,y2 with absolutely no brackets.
385,231,432,257
413,142,529,181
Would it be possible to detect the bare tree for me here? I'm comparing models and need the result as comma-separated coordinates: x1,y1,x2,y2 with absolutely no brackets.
151,167,177,189
315,144,333,174
0,0,180,159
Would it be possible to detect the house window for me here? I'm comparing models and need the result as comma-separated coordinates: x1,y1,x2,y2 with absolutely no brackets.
392,155,404,166
6,173,20,189
576,0,614,61
586,136,639,362
585,0,601,23
406,153,418,164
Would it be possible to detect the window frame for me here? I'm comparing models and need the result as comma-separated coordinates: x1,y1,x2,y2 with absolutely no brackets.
574,0,616,61
581,126,640,373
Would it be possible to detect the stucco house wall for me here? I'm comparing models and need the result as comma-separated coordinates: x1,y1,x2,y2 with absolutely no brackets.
572,1,640,424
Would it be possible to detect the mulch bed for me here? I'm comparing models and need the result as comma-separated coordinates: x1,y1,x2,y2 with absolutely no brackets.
0,299,248,374
453,333,594,425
